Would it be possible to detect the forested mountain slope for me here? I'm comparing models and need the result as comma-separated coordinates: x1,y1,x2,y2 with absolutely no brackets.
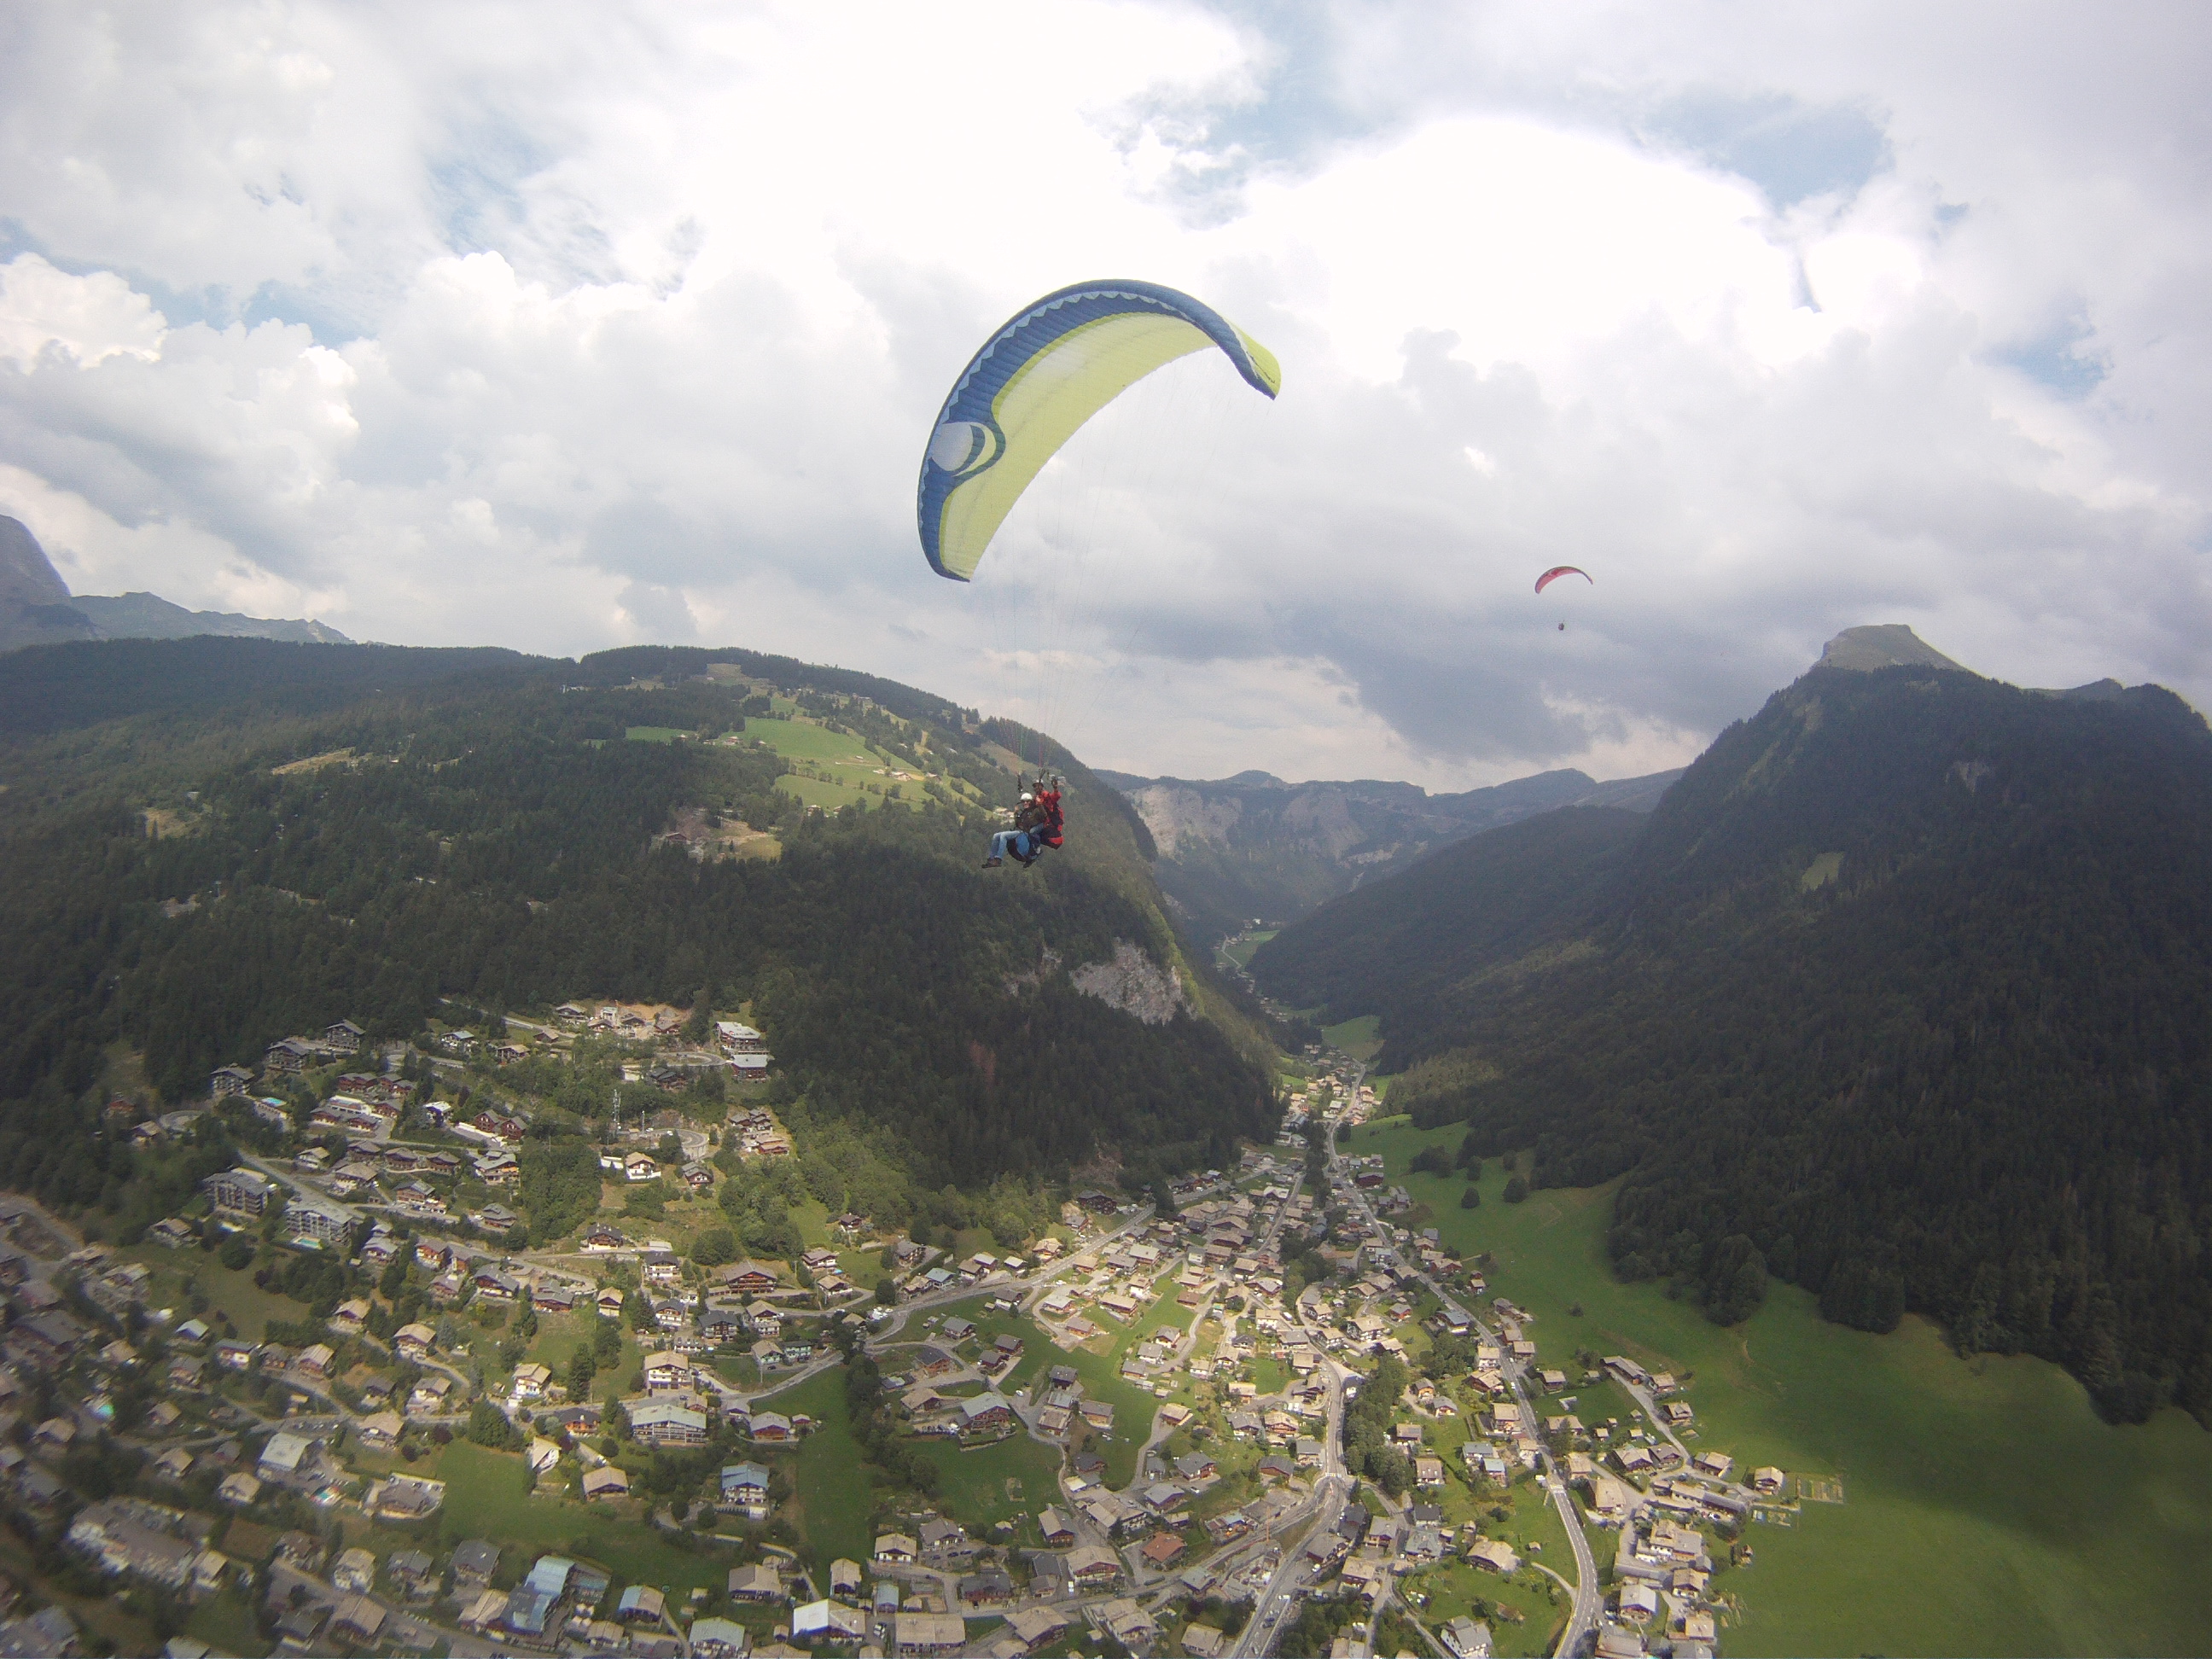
0,637,1277,1224
1250,652,2212,1425
1096,762,1679,947
1240,805,1644,1017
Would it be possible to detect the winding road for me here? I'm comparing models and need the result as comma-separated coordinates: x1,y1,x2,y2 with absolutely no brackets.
1232,1365,1351,1657
1328,1063,1600,1659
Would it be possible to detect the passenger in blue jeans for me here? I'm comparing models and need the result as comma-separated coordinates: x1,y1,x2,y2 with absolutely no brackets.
983,781,1063,868
987,825,1045,867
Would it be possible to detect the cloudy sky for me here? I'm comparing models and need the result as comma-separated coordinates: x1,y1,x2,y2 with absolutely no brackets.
3,3,2207,787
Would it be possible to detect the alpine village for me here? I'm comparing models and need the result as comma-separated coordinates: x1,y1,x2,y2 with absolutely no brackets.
0,614,2206,1659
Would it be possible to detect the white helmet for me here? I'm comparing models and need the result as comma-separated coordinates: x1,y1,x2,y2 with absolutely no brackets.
1020,791,1035,802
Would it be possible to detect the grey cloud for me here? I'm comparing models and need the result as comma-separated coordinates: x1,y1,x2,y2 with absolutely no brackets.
3,0,2209,785
615,578,698,642
585,498,711,581
998,275,2203,767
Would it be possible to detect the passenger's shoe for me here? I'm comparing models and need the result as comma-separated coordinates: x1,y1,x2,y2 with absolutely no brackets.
982,856,1003,868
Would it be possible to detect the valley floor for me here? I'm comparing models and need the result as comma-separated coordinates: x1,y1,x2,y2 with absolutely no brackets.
1353,1118,2212,1658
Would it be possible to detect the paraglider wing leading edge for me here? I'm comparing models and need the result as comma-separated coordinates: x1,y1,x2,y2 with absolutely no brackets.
917,280,1281,582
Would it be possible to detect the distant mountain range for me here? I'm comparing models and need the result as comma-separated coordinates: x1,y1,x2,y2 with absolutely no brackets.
0,515,349,654
1093,761,1682,947
1249,625,2212,1426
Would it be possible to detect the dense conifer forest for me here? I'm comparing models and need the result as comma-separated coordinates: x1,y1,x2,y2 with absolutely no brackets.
0,637,1277,1231
1253,665,2212,1425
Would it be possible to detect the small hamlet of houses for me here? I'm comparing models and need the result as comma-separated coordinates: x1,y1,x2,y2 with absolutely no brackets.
0,1018,1762,1658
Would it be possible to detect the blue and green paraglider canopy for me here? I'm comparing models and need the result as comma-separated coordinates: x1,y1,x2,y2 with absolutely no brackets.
917,280,1281,581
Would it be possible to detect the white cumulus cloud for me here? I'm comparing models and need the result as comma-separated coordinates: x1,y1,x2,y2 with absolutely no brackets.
0,0,2205,787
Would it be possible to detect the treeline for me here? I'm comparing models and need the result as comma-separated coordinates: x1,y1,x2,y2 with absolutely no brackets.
1256,667,2212,1425
1339,1352,1412,1495
841,1348,943,1497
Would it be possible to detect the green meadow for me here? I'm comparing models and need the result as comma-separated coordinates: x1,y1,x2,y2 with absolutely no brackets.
432,1441,736,1595
900,1270,1207,1492
909,1431,1063,1540
1409,1545,1573,1659
739,715,877,764
1220,931,1276,970
117,1243,311,1340
1350,1118,2212,1657
772,1367,875,1569
183,1589,269,1659
1070,1277,1204,1485
1321,1013,1382,1059
743,714,916,814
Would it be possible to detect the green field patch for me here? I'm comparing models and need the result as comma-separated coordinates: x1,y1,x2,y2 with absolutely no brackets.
946,1226,1002,1261
786,1196,835,1250
1029,1276,1196,1487
1220,931,1276,970
904,1295,1054,1394
526,1310,597,1376
908,1431,1063,1540
1421,1406,1494,1530
742,715,948,817
626,726,693,743
774,771,877,812
1799,850,1843,890
711,1353,762,1391
1321,1013,1382,1059
970,1317,1053,1394
1406,1468,1580,1657
776,1367,873,1569
434,1440,734,1593
184,1587,269,1658
1400,1556,1567,1659
1390,1289,1441,1360
836,1248,890,1291
119,1243,312,1342
1353,1121,2212,1658
740,717,875,763
1180,1434,1267,1528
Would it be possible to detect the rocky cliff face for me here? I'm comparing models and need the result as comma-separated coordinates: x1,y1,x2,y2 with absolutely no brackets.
1069,940,1191,1025
1128,782,1249,859
0,515,351,651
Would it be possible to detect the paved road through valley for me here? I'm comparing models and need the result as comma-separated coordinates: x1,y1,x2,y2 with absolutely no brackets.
1330,1062,1600,1658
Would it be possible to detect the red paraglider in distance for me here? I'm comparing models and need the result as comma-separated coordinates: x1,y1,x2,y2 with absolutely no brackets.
1534,565,1592,595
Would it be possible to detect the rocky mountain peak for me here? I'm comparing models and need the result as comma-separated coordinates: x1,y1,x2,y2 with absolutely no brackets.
0,515,73,609
1815,623,1966,673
